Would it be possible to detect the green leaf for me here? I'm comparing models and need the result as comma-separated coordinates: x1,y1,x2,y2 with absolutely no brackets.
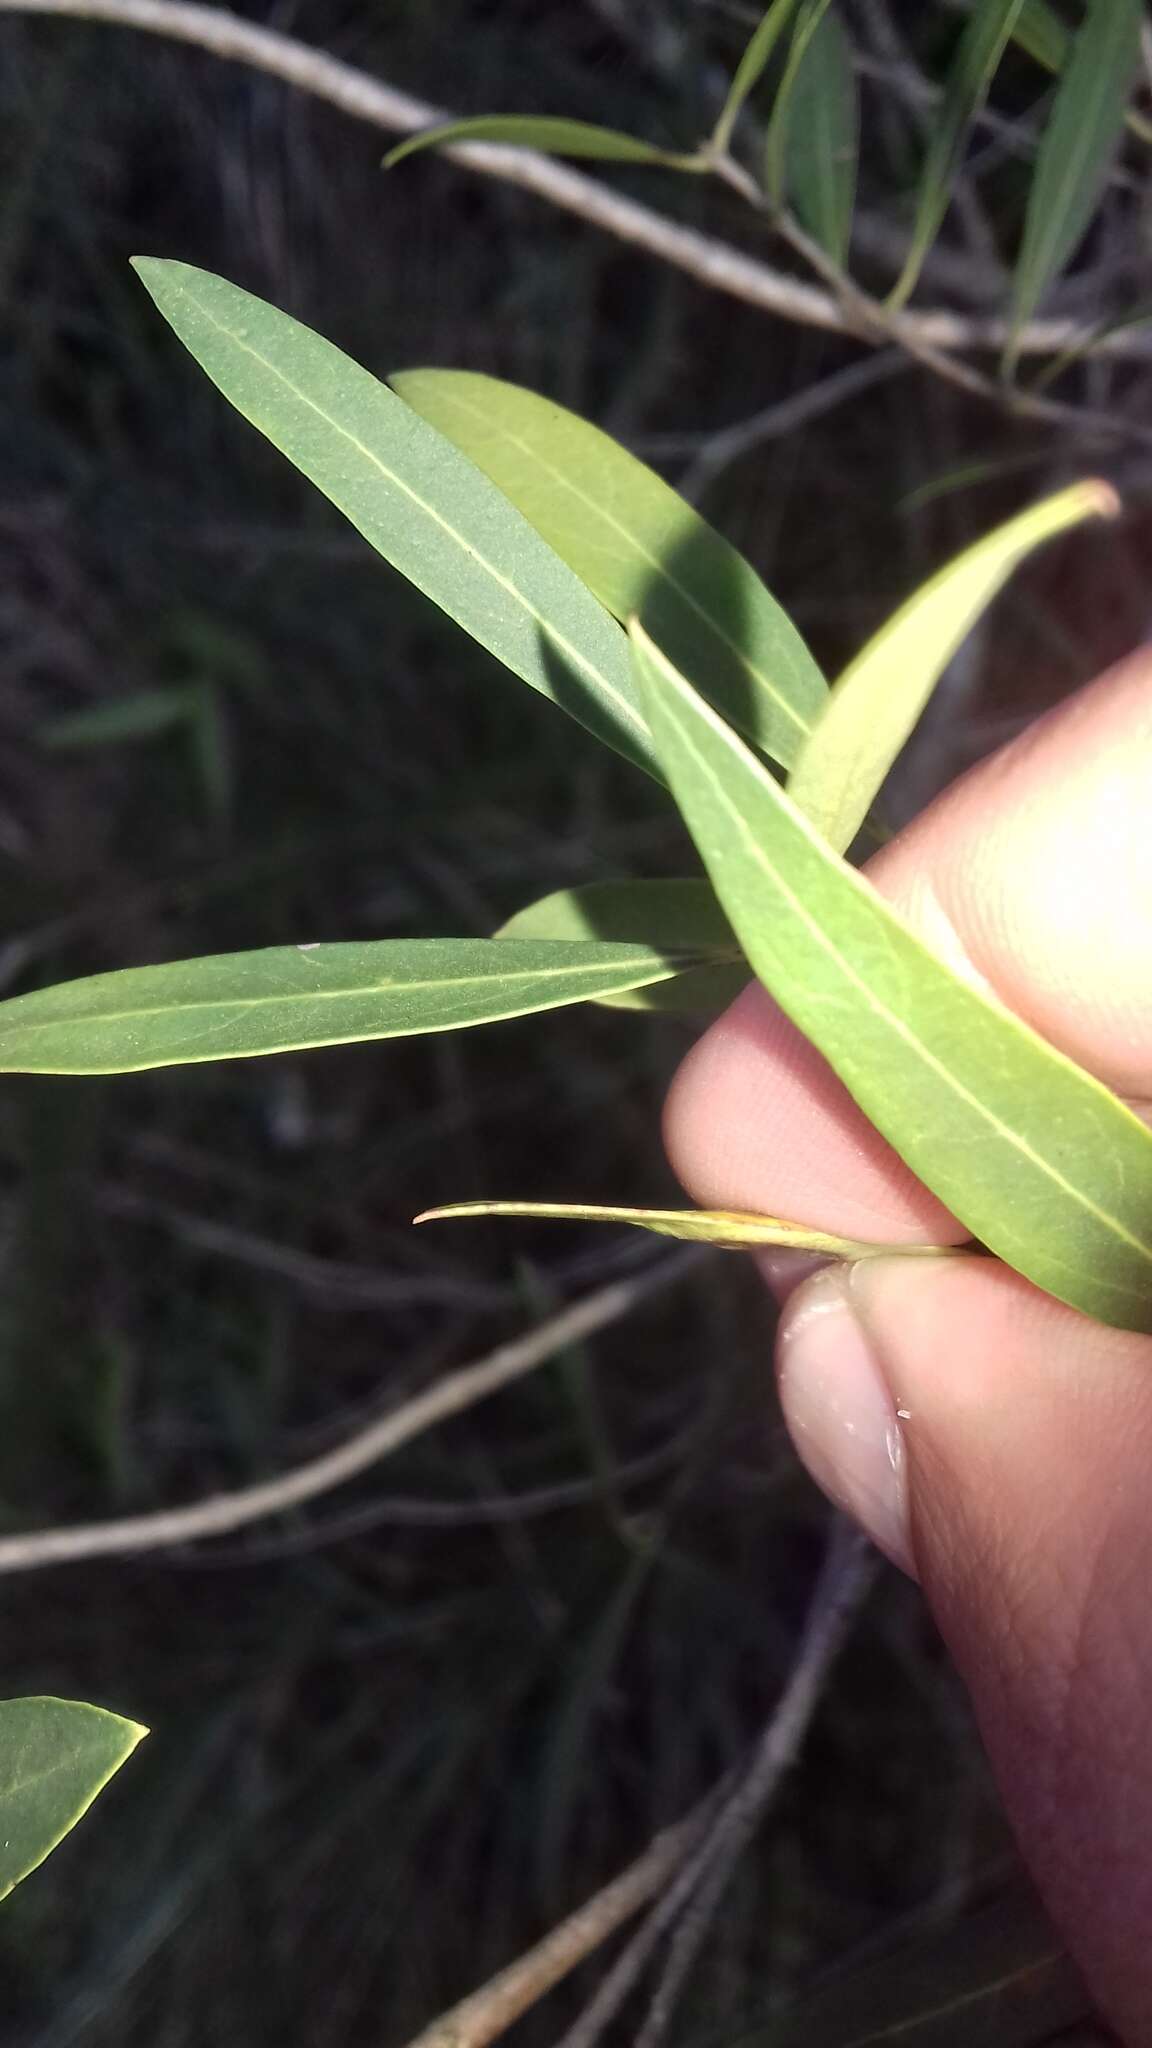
783,3,858,264
384,116,697,171
711,0,802,155
390,370,827,772
765,0,836,207
728,1880,1087,2045
0,1697,146,1901
1011,0,1068,73
1007,0,1143,362
496,878,748,1013
0,938,715,1076
415,1199,963,1258
630,619,1152,1334
39,686,198,750
131,261,656,780
786,479,1118,854
1011,0,1152,146
888,0,1027,311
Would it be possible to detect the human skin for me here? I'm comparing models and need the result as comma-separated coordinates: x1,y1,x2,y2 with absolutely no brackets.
663,648,1152,2043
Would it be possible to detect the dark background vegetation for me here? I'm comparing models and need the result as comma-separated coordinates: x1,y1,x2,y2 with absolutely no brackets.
0,3,1145,2042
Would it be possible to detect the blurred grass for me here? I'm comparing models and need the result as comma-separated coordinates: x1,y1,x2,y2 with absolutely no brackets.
0,2,1137,2042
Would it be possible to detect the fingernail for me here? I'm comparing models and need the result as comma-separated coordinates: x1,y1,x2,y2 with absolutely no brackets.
777,1264,913,1574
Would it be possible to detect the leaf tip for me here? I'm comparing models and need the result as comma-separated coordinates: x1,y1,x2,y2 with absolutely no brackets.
1081,479,1123,523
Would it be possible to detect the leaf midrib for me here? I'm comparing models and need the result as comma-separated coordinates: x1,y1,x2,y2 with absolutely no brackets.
161,275,648,749
663,687,1152,1294
0,949,710,1033
1021,0,1136,286
412,378,815,747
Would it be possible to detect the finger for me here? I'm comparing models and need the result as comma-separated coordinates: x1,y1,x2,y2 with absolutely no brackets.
664,649,1152,1238
777,1253,1152,2044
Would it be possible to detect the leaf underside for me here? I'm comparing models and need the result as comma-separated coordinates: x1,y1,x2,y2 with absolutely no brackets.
786,480,1118,854
0,938,715,1075
631,621,1152,1333
389,369,827,773
496,878,748,1013
132,261,658,780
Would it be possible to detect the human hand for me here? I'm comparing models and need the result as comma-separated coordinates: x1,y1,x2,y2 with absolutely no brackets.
664,648,1152,2043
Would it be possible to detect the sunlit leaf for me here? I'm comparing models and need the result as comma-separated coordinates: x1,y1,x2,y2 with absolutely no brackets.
765,0,836,207
1007,0,1143,363
497,878,747,1013
384,116,696,171
889,0,1027,311
729,1879,1088,2045
391,370,826,771
630,619,1152,1334
711,0,802,155
132,262,657,779
786,480,1118,854
0,938,716,1076
414,1200,960,1258
783,3,858,264
0,1697,146,1901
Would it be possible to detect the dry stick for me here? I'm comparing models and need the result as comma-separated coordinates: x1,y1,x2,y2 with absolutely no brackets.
400,1785,730,2048
676,350,910,501
0,0,1148,367
0,1251,700,1575
161,1423,698,1566
633,1522,878,2048
559,1521,877,2048
707,151,1152,448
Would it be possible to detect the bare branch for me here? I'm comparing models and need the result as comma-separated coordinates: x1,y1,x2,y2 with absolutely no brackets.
0,1250,699,1574
1,0,1149,368
555,1521,876,2048
634,1522,877,2048
400,1786,726,2048
673,350,910,501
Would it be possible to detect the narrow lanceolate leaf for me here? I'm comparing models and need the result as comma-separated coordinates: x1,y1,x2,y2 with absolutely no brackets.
384,117,697,170
497,878,747,1013
391,370,827,771
131,263,656,780
1007,0,1143,361
414,1200,962,1258
1011,0,1152,145
889,0,1027,311
631,621,1152,1334
1011,0,1068,73
0,1698,147,1901
765,0,836,207
711,0,802,154
0,939,714,1076
783,3,858,264
787,480,1118,855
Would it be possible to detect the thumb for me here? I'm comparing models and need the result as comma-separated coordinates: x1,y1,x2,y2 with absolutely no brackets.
777,1254,1152,2041
663,645,1152,2043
